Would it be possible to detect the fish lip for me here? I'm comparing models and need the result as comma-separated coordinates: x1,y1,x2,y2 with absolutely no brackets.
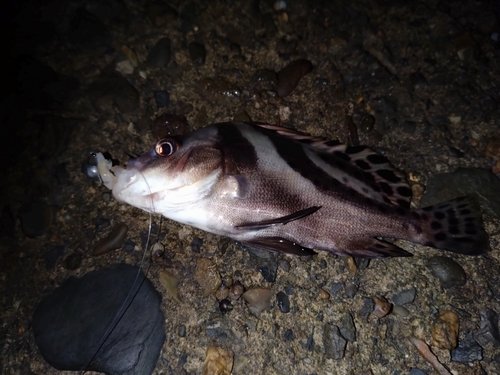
126,149,157,171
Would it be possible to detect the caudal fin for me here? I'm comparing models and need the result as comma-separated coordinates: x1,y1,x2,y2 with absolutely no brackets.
417,196,490,255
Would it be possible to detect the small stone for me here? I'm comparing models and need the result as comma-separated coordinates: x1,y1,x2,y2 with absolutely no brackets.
358,114,375,133
216,285,229,301
454,32,480,61
251,69,278,90
392,305,409,317
188,42,206,66
344,256,357,276
194,258,221,297
153,113,189,139
276,291,290,313
219,299,233,314
428,256,466,289
475,309,500,347
228,281,245,301
120,45,138,67
391,287,416,305
123,239,136,253
339,313,356,342
451,332,483,362
64,253,82,270
154,90,170,108
409,369,428,375
44,246,65,270
93,223,129,255
275,59,313,97
318,289,330,300
312,77,329,87
101,192,111,202
203,346,233,375
178,325,186,337
259,263,277,282
323,324,347,360
242,288,273,317
283,329,295,341
345,282,358,298
159,270,180,302
147,38,171,68
431,310,459,349
371,296,392,318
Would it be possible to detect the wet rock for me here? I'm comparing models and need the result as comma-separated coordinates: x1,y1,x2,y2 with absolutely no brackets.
69,8,112,50
302,333,314,351
219,298,233,314
339,313,356,342
275,59,313,97
358,114,375,134
159,270,180,302
454,32,480,61
194,258,221,296
18,201,52,238
391,287,416,305
242,288,273,317
228,281,245,301
409,369,428,375
198,78,240,100
154,90,170,108
451,332,483,362
203,346,233,375
276,291,290,313
344,282,358,298
318,289,330,300
428,256,466,289
421,168,500,219
153,113,189,139
475,309,500,347
313,77,329,87
188,42,206,66
408,336,451,375
64,253,82,270
323,324,347,360
392,305,409,317
44,245,65,270
215,285,229,301
120,45,138,67
32,264,164,375
147,38,171,68
93,222,129,255
276,38,297,59
88,74,139,114
372,296,392,318
431,310,459,350
259,262,277,282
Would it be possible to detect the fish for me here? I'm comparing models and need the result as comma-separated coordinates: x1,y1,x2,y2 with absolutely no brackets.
97,121,490,258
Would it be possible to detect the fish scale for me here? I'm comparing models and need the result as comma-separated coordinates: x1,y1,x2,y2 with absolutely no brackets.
98,121,490,258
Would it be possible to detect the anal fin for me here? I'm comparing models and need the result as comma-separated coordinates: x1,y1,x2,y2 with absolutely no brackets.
344,238,412,258
235,206,321,230
241,237,316,256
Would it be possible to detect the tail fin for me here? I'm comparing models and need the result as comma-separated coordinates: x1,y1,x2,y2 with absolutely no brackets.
416,196,490,255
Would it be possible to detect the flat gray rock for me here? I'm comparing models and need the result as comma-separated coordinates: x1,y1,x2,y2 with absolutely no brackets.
32,264,165,375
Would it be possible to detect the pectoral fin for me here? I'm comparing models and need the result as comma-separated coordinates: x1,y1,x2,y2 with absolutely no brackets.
344,238,412,258
235,206,321,230
241,237,316,256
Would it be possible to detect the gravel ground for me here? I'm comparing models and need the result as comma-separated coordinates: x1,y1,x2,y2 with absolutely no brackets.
1,0,500,374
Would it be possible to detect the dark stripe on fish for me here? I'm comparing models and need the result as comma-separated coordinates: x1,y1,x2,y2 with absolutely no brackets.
216,123,258,173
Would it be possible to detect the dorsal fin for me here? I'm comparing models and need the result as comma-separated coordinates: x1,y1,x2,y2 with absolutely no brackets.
251,122,412,208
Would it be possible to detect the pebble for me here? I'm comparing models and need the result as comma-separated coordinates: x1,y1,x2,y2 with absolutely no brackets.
64,253,81,270
242,288,273,317
18,201,52,238
427,256,466,289
32,264,164,374
215,285,229,301
259,263,277,282
92,222,129,255
392,305,409,317
318,289,330,300
409,369,428,375
283,329,295,341
475,309,500,347
44,245,65,270
408,336,451,375
203,346,233,375
275,59,313,97
159,270,180,302
323,324,347,360
123,239,136,253
344,282,358,298
276,291,290,313
198,78,240,99
454,32,480,61
391,287,416,305
339,313,356,342
431,310,459,350
194,258,221,296
371,296,392,318
177,325,186,337
251,69,278,91
312,77,329,87
358,114,375,133
451,332,483,362
120,45,138,67
154,90,170,108
188,42,206,66
228,281,245,301
232,356,248,373
219,299,233,314
101,192,111,202
147,37,171,68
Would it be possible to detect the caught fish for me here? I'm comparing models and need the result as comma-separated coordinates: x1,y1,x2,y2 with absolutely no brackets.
97,122,489,258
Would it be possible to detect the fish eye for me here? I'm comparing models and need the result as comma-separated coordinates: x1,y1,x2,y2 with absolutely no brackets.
155,138,178,156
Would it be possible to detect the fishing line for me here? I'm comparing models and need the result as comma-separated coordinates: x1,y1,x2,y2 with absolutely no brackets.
80,166,157,374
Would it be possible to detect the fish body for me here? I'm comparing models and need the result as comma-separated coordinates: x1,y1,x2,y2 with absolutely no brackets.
103,122,489,258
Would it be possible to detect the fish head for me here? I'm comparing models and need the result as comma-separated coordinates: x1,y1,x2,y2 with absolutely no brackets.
110,132,223,214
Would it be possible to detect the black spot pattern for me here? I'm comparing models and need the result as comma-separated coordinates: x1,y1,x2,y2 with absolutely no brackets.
356,160,371,170
217,124,258,172
377,169,401,183
366,154,387,164
397,186,412,197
